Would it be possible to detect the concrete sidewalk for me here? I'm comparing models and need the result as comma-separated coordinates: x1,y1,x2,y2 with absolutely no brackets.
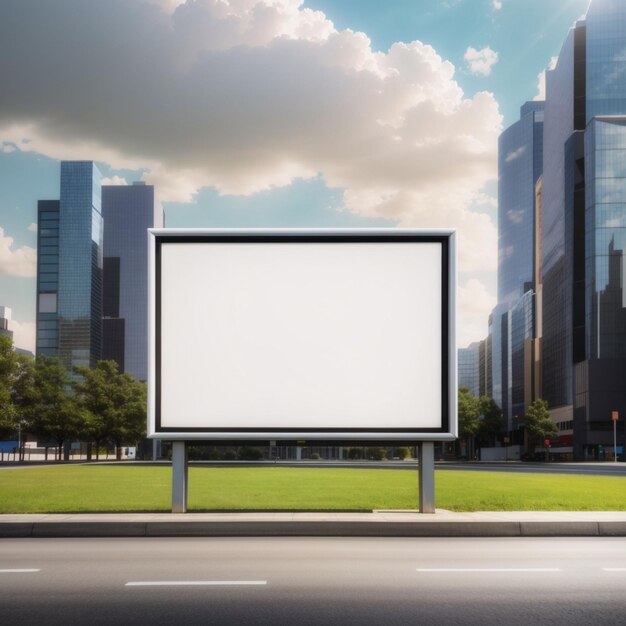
2,511,626,538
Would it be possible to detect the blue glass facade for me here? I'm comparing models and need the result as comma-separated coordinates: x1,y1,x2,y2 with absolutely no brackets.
57,162,103,369
585,118,626,359
458,342,480,398
509,290,535,427
586,0,626,123
493,102,544,427
498,103,544,305
102,183,163,381
541,25,580,410
536,0,626,459
488,303,509,414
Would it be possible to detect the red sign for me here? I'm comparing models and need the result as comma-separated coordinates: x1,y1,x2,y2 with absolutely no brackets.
544,439,551,447
612,411,619,422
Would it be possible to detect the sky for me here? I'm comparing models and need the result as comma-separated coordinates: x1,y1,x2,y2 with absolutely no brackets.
0,0,590,353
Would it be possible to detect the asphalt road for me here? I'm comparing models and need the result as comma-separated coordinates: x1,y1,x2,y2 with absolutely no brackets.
1,537,625,625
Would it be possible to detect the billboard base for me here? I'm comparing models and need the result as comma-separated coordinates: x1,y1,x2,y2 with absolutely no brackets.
418,442,435,513
172,441,188,513
169,441,437,514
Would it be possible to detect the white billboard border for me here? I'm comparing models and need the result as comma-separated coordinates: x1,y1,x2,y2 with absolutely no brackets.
148,228,457,442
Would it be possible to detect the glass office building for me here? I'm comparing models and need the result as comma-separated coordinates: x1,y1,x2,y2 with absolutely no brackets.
488,303,509,416
102,182,163,381
458,342,481,398
490,102,544,428
539,0,626,459
57,162,103,369
508,290,535,427
36,200,60,358
498,102,544,306
585,118,626,360
36,163,103,369
586,0,626,124
541,23,582,411
37,163,161,381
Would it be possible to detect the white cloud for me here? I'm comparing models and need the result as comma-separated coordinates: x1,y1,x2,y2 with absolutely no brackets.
101,175,128,186
0,0,502,283
534,56,558,101
9,319,36,354
507,209,524,224
464,46,499,76
27,223,37,233
0,227,36,278
1,142,17,153
492,0,502,10
505,145,526,162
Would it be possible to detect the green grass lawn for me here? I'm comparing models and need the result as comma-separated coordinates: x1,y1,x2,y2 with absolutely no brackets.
0,465,625,513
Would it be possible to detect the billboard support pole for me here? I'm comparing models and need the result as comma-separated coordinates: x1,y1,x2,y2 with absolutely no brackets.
172,441,188,513
418,442,435,513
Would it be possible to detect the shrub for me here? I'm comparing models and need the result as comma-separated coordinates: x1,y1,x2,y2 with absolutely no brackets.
366,447,387,461
187,446,204,461
347,447,362,460
239,446,264,461
395,446,410,460
310,452,321,460
223,449,238,461
207,448,224,461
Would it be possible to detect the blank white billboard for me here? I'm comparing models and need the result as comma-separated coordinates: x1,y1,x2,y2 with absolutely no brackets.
148,230,456,440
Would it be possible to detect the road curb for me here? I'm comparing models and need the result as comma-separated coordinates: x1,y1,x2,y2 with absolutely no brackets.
2,519,626,538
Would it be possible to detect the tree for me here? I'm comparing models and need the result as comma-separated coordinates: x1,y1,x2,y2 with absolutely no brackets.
73,361,114,460
0,335,19,439
458,387,480,459
10,352,36,460
22,356,83,461
477,396,504,447
74,360,147,460
523,399,557,456
0,336,36,461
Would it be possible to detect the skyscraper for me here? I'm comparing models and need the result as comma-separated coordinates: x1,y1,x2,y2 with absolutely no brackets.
458,341,481,398
541,0,626,460
491,101,544,430
37,163,161,382
462,0,626,461
102,182,163,381
498,101,544,307
58,161,104,369
36,199,61,358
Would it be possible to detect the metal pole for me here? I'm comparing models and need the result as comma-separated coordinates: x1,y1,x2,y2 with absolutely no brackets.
172,441,188,513
614,419,618,464
418,442,435,514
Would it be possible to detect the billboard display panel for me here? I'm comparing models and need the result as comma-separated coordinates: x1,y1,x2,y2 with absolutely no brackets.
148,230,456,441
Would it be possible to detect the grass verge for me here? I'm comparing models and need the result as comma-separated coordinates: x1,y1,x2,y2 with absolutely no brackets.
0,465,625,513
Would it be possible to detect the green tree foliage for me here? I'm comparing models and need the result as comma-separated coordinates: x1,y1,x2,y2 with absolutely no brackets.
477,396,504,446
0,336,37,460
395,446,410,460
458,387,480,439
21,356,82,459
73,360,146,459
524,399,557,449
458,387,480,459
0,335,20,438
